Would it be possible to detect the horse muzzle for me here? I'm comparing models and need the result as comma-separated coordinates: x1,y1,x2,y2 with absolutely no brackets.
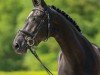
13,36,28,55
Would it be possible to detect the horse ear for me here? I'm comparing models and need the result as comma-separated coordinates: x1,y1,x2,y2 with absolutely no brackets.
32,0,47,7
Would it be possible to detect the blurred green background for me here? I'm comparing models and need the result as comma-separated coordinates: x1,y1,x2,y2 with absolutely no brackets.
0,0,100,75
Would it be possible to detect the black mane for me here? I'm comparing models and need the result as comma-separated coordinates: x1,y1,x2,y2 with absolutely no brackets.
50,5,81,32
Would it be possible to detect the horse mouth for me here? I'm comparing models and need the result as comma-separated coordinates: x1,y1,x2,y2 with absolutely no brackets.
15,49,27,55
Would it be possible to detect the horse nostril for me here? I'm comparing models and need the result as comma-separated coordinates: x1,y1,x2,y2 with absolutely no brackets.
14,43,20,49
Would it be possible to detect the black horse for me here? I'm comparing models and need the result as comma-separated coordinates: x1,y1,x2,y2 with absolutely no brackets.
13,0,100,75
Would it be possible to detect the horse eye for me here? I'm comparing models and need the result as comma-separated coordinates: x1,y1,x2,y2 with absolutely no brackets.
32,17,37,21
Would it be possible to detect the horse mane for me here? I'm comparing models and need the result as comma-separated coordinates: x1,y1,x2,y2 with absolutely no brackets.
50,5,81,32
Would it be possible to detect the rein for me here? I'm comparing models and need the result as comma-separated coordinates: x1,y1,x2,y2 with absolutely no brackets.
29,47,53,75
19,8,53,75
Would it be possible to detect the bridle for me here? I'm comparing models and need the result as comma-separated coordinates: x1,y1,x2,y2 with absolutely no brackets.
19,8,53,75
20,8,51,47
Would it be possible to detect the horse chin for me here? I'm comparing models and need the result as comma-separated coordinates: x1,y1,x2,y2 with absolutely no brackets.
33,40,40,46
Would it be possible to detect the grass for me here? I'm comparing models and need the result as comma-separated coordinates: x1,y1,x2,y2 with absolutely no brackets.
0,71,57,75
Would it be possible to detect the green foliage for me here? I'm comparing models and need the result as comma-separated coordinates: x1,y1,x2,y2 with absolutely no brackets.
0,0,100,71
0,0,26,71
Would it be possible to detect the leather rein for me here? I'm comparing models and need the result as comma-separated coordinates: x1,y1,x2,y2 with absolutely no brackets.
19,8,53,75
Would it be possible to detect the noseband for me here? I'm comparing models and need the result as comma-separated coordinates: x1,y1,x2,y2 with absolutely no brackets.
19,8,53,75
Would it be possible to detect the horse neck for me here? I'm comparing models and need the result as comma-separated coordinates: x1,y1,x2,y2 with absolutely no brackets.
51,10,98,74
